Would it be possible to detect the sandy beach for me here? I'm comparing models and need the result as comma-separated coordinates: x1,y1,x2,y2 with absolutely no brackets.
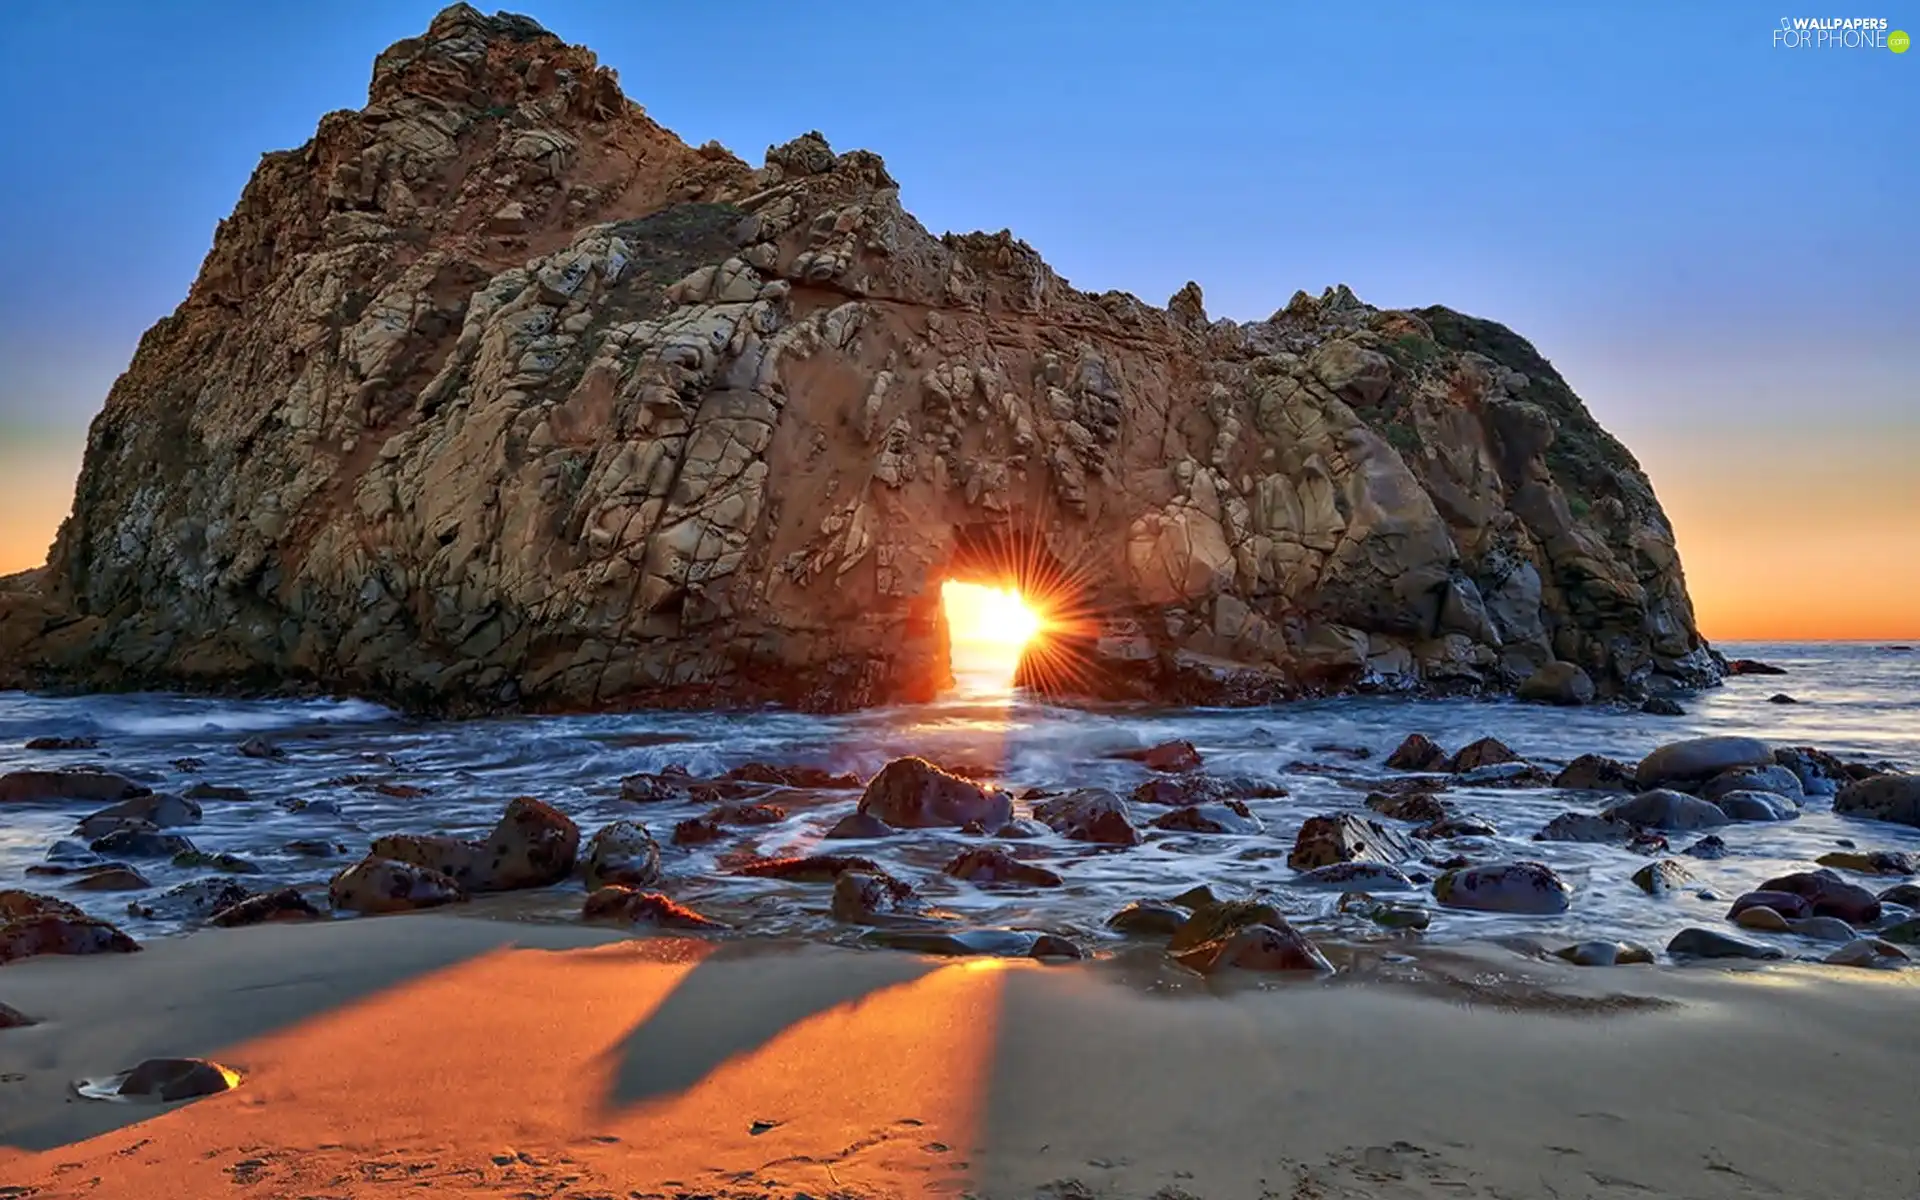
0,911,1914,1200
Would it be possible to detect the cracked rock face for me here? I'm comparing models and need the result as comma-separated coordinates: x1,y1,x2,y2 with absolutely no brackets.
0,4,1717,714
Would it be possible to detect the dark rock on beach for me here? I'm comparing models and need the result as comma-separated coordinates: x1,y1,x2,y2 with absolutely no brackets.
1031,788,1144,845
1601,789,1729,831
210,888,324,927
1754,869,1880,925
1151,801,1263,835
0,769,149,805
371,797,580,892
0,891,140,964
943,847,1063,888
1433,861,1572,914
857,757,1013,830
1635,737,1774,791
1109,740,1203,772
1833,773,1920,828
1385,734,1449,772
1288,813,1416,870
825,812,895,840
1552,754,1636,792
1517,661,1595,706
582,820,663,891
23,736,99,751
583,886,727,930
1667,927,1783,960
328,856,466,915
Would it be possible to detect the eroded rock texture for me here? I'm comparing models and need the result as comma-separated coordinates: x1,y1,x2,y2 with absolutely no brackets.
0,5,1717,712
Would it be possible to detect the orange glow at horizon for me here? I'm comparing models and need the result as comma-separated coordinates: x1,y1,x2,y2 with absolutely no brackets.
941,580,1046,691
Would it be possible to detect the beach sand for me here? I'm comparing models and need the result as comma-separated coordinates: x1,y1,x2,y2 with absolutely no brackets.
0,913,1914,1199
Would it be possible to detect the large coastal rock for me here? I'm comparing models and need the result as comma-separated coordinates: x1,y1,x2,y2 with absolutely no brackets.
0,5,1717,713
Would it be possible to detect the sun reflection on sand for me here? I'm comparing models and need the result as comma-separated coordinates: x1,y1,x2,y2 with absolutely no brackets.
0,938,1008,1200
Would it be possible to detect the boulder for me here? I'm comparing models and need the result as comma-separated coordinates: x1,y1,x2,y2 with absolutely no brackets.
1385,734,1449,772
1287,813,1416,870
128,878,254,922
1635,737,1774,791
1433,861,1572,913
722,762,860,789
1733,905,1789,932
1754,869,1880,924
1109,740,1202,772
857,757,1013,829
830,871,919,923
371,797,579,892
68,866,151,891
1601,789,1729,831
328,856,466,914
1786,916,1858,943
1824,938,1908,969
1699,764,1804,802
824,811,895,839
1336,893,1432,929
76,792,201,836
0,769,148,805
1815,850,1917,876
1710,790,1799,822
1447,737,1519,773
1415,815,1498,840
1535,812,1633,843
1640,697,1685,716
1683,834,1728,859
1150,801,1262,835
1366,790,1449,823
23,735,99,751
860,929,1079,959
89,827,195,858
619,768,693,803
942,847,1062,888
734,854,889,884
1552,754,1636,792
1725,658,1787,675
1107,901,1189,937
1666,928,1783,960
1728,890,1813,921
1173,921,1334,975
671,815,724,845
1880,916,1920,945
582,886,727,930
1131,773,1284,806
1552,941,1654,967
182,782,249,802
1292,863,1415,891
210,888,324,927
1518,661,1595,706
1630,859,1695,895
74,1058,237,1102
581,820,662,890
0,901,140,964
1031,788,1144,845
236,736,285,759
1876,882,1920,907
1832,773,1920,827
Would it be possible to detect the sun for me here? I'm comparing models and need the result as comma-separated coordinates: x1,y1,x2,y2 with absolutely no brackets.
941,581,1045,648
940,581,1048,694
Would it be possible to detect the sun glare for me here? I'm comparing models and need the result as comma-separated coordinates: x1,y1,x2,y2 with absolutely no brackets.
941,581,1045,692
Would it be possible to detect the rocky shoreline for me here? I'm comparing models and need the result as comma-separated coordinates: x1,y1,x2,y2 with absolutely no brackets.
6,723,1915,979
0,3,1719,715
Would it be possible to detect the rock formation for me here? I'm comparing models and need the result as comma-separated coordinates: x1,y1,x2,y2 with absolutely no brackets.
0,5,1718,713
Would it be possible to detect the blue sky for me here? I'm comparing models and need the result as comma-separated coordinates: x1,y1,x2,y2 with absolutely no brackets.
0,1,1913,634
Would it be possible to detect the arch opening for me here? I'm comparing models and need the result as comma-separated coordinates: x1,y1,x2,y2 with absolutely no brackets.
940,580,1046,695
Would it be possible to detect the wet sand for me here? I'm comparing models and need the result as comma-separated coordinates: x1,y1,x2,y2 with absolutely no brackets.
0,913,1915,1199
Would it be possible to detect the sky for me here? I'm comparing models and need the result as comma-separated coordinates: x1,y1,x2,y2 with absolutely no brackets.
0,1,1913,640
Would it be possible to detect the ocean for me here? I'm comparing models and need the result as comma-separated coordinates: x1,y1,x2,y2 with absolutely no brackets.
2,641,1915,956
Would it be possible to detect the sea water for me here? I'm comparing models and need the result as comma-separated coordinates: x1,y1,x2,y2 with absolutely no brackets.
1,642,1914,955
